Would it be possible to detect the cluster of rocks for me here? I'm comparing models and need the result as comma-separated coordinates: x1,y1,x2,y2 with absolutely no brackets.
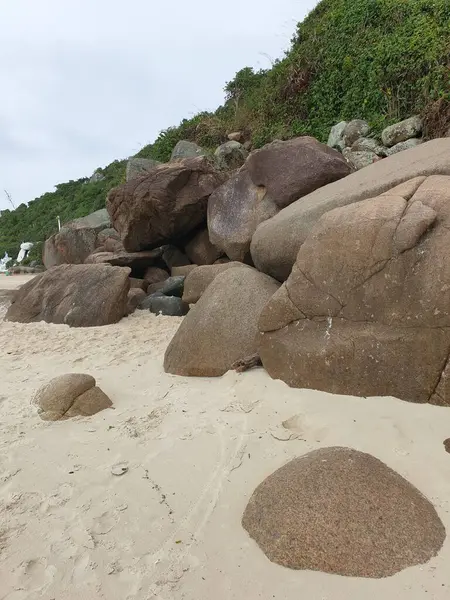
328,115,424,170
6,131,450,406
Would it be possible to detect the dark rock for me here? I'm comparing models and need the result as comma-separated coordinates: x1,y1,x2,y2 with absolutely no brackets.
146,295,189,317
160,276,185,298
242,447,445,578
143,266,169,285
164,267,279,376
6,264,130,327
84,249,162,273
162,246,191,269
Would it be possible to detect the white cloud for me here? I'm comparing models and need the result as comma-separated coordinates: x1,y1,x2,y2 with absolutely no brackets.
0,0,316,209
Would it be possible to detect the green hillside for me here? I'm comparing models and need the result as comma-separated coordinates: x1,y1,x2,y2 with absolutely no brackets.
1,0,449,258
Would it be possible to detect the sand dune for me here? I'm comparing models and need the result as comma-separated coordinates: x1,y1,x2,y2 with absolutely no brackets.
1,276,450,599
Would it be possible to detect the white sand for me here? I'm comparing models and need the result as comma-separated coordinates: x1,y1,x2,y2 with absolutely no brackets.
1,277,450,599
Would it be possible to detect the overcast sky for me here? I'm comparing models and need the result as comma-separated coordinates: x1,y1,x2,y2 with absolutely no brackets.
0,0,317,210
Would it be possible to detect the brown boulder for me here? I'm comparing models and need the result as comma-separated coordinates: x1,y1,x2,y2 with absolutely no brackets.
208,169,278,262
32,373,112,421
251,138,450,281
242,447,445,578
6,264,130,327
164,267,279,376
259,175,450,405
245,136,351,210
182,262,250,304
106,156,228,252
184,228,222,265
171,264,198,277
96,228,124,253
43,209,111,268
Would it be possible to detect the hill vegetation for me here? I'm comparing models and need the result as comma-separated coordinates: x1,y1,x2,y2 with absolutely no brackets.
1,0,448,258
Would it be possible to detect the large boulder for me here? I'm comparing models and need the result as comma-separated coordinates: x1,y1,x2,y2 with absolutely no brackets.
106,157,227,252
245,137,351,210
208,169,278,262
258,175,450,405
214,141,248,170
382,115,423,147
126,157,161,181
6,264,130,327
182,262,251,304
184,228,222,265
171,140,207,161
43,209,111,268
164,267,279,376
251,138,450,281
32,373,112,421
242,447,445,578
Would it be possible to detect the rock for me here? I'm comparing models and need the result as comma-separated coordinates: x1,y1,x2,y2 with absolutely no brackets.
382,115,423,147
145,295,189,316
107,157,227,252
171,264,198,277
245,137,351,210
129,277,147,291
242,447,445,578
184,228,222,265
89,171,105,183
214,257,230,264
214,141,249,170
351,137,389,156
146,281,166,295
327,121,347,150
342,148,380,170
96,228,124,253
126,288,146,314
6,264,130,327
243,141,252,152
386,137,423,155
251,138,450,281
208,169,278,262
84,249,162,276
143,266,169,285
342,119,370,147
164,267,279,376
126,157,161,181
227,131,243,142
444,439,450,453
258,175,450,405
32,374,113,421
182,262,250,304
159,276,185,298
43,209,111,269
161,246,191,269
170,140,207,161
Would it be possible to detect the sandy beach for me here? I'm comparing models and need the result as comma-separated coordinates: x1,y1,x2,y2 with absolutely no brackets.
1,275,449,600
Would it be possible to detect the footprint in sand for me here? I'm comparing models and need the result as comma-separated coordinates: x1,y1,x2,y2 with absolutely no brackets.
91,510,118,535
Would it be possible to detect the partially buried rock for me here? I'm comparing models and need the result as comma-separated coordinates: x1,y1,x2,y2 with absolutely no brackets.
6,264,130,327
144,294,189,317
32,374,112,421
444,438,450,454
164,267,279,376
242,447,445,578
159,276,185,298
127,288,146,314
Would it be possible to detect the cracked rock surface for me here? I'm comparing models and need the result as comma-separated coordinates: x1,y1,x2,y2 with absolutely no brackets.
258,175,450,405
